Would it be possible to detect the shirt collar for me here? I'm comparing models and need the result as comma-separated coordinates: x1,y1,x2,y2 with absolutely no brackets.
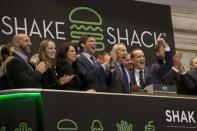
14,51,28,62
135,69,144,74
82,52,92,59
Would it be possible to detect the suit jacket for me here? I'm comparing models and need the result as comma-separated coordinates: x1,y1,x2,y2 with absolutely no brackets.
161,69,188,94
131,66,152,89
150,51,173,84
6,53,42,89
74,54,110,92
109,63,133,93
182,68,197,95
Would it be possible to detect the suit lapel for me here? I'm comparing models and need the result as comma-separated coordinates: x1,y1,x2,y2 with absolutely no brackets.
14,53,34,73
115,64,125,88
80,54,94,69
131,71,137,85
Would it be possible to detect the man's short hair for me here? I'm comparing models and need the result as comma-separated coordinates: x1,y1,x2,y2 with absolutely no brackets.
189,57,197,66
130,48,143,59
79,34,94,52
111,43,126,54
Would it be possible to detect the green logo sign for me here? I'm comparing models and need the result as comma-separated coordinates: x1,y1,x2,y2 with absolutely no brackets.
145,121,155,131
14,122,32,131
116,120,133,131
0,127,6,131
91,119,104,131
69,7,105,51
57,119,78,131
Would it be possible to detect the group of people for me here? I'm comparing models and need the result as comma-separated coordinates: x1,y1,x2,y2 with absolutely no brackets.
0,33,196,95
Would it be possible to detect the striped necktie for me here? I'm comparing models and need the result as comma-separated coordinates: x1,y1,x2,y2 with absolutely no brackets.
139,70,145,88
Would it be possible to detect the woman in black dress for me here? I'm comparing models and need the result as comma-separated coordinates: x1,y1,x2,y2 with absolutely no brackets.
56,42,81,90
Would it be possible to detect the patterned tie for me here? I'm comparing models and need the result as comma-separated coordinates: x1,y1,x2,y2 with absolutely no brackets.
90,56,97,66
120,64,130,93
139,70,145,88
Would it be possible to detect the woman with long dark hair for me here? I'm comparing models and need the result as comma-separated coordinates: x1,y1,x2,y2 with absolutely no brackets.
56,42,81,90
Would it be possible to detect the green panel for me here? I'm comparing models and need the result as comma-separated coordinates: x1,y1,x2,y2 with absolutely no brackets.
0,93,40,101
0,92,43,131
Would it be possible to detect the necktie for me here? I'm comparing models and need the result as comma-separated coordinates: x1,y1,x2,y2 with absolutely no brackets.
139,70,145,88
90,56,97,66
120,64,130,92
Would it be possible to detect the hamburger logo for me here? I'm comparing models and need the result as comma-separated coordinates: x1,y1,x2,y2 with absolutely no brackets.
69,7,104,51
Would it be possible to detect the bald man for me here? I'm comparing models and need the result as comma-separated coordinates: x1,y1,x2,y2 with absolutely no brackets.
109,43,133,93
6,33,47,89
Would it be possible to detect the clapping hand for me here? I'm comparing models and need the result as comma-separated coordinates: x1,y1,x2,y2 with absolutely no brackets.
59,74,75,85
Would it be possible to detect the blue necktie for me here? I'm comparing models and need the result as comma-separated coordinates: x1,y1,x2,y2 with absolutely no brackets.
120,64,130,93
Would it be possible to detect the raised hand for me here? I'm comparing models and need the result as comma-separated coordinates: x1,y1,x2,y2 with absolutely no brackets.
36,61,48,74
157,38,167,48
173,52,185,73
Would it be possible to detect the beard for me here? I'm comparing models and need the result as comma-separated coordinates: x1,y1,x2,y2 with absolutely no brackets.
20,44,31,54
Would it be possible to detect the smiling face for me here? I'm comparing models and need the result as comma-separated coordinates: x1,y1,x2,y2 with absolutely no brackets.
131,49,146,70
66,45,77,64
45,41,56,60
125,54,133,70
190,57,197,69
113,44,128,65
81,36,96,55
14,34,32,54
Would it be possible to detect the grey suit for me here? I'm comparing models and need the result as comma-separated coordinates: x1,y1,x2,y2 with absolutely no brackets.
74,54,110,92
109,63,133,93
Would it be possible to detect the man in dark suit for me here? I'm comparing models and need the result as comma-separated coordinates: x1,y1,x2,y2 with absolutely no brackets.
151,38,173,84
130,48,152,89
130,38,173,89
183,68,197,95
109,43,133,93
161,52,188,94
6,33,47,89
74,35,110,92
182,57,197,95
157,46,196,95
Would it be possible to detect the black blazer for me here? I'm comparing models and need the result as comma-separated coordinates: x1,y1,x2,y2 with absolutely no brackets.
6,53,42,89
182,68,197,95
161,69,188,94
109,63,133,93
40,66,60,89
39,64,80,90
150,51,173,84
74,54,110,92
56,62,81,90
